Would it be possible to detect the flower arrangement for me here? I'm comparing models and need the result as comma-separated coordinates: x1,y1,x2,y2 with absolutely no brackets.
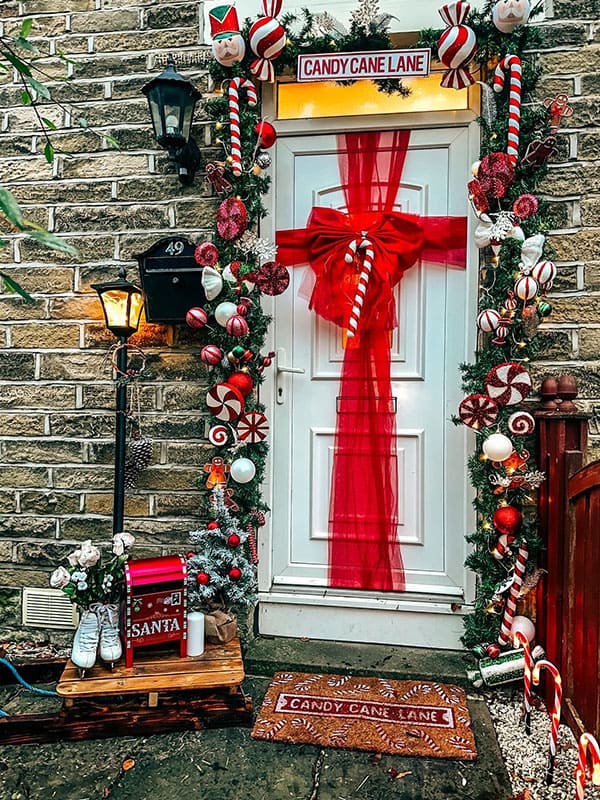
50,533,135,609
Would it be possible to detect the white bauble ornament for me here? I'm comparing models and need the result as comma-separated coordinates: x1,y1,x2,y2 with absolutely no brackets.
492,0,531,33
230,457,256,484
511,614,536,643
477,309,501,333
483,432,513,462
214,301,238,327
514,275,539,301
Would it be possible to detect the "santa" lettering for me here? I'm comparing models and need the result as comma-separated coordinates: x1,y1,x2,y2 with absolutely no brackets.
130,617,181,638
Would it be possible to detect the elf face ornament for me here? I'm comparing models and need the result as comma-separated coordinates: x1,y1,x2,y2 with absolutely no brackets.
209,5,246,67
492,0,531,33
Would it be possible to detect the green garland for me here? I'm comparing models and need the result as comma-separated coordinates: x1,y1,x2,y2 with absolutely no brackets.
421,1,553,648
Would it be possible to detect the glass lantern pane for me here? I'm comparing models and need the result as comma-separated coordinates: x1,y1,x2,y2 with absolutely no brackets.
148,94,164,139
181,96,195,141
102,289,131,331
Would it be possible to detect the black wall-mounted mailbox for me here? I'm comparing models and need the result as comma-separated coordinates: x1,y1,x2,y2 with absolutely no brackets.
136,236,205,324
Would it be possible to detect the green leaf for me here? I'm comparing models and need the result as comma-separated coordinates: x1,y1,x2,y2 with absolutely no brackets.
3,50,32,76
44,141,54,163
104,134,120,150
21,89,32,105
20,18,33,38
0,187,24,228
56,48,80,66
41,117,57,131
16,37,37,53
26,230,77,256
0,272,33,302
28,76,51,100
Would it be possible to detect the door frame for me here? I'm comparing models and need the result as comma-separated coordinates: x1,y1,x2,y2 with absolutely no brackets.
256,81,481,648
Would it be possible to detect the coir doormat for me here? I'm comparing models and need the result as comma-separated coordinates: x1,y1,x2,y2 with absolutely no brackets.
251,671,477,760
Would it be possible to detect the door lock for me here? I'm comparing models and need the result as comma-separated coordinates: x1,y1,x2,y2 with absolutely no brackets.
276,347,305,404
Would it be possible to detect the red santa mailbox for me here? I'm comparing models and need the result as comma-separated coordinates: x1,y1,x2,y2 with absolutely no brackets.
124,555,188,667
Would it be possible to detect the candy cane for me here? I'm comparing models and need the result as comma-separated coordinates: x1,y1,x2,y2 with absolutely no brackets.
247,524,259,565
228,77,258,177
345,236,374,339
512,630,532,735
575,733,600,800
497,539,528,647
493,54,522,165
532,659,563,785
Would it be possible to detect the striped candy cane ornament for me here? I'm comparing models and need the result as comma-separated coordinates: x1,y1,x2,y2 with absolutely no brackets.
345,236,375,339
575,733,600,800
493,55,522,165
228,77,258,177
532,659,563,785
512,629,533,735
497,539,528,647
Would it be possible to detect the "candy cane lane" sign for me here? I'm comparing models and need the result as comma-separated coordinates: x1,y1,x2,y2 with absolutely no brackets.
297,49,431,82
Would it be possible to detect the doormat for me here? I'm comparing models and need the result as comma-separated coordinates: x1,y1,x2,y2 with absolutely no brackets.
251,671,477,759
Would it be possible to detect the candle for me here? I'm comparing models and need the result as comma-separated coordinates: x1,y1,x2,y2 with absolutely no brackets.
186,611,205,657
532,659,562,785
512,630,532,735
575,733,600,800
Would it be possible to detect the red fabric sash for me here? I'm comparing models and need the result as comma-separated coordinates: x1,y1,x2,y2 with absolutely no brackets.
276,130,467,592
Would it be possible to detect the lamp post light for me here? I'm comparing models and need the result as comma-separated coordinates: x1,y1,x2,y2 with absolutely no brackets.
92,267,144,536
142,54,202,185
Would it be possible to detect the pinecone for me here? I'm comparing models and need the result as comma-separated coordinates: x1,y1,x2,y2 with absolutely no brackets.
124,462,139,491
128,436,153,471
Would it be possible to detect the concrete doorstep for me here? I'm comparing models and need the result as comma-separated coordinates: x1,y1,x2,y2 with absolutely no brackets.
0,637,512,800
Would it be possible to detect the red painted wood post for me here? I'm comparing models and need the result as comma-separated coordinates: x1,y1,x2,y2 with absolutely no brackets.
535,376,589,688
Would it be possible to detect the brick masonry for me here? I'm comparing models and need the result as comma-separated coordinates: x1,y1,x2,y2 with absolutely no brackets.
0,1,598,635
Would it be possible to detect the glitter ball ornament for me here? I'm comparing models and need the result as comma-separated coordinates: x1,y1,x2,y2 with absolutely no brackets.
468,179,490,215
493,505,523,536
256,261,290,295
483,432,513,462
512,193,539,220
201,345,223,366
227,534,241,548
196,572,210,585
477,152,515,199
194,242,219,267
226,314,249,337
228,566,242,581
215,301,238,327
254,121,277,148
227,370,254,396
186,307,208,329
216,197,248,241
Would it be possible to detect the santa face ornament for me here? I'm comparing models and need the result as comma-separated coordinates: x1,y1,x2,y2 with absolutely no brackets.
209,4,246,67
492,0,531,33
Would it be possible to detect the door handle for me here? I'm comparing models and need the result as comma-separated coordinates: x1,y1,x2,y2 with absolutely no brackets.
276,348,305,404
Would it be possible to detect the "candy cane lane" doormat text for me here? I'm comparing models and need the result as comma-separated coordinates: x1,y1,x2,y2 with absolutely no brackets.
251,671,477,759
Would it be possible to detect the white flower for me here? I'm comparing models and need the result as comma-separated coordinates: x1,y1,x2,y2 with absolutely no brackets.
67,549,81,567
112,532,135,556
77,581,88,591
50,566,71,589
77,540,101,568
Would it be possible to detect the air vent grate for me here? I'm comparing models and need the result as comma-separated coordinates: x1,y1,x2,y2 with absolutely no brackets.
22,588,79,630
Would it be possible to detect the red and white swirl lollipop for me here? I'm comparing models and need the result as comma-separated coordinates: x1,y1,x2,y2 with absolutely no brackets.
208,424,231,446
508,411,536,436
206,382,245,422
485,362,532,406
437,2,477,90
459,393,499,430
237,411,269,443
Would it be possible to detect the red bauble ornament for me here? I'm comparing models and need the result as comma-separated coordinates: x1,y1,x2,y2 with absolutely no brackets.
254,120,277,149
200,345,223,366
196,572,210,585
228,567,242,581
216,197,248,241
493,506,523,537
226,314,249,337
227,370,254,397
227,534,241,548
194,242,219,267
186,307,208,329
207,521,220,530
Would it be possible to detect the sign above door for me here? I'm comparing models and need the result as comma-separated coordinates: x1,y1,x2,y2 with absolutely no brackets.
296,48,431,82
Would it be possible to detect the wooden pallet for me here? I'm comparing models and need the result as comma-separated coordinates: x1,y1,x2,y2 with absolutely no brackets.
0,639,253,745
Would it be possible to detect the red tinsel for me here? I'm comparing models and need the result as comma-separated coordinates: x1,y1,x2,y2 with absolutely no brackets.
477,152,515,199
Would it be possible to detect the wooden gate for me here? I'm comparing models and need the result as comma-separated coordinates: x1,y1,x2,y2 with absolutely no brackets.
536,409,597,736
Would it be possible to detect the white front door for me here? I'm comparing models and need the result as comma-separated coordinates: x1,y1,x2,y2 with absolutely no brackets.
259,124,477,649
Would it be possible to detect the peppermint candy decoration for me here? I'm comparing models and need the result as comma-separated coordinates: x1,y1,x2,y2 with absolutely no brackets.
508,411,536,436
485,362,532,407
217,197,248,241
477,309,501,333
514,275,539,301
206,382,245,422
458,393,499,430
437,2,477,90
208,424,230,446
249,0,286,82
194,242,219,267
256,261,290,296
531,259,557,287
237,411,269,443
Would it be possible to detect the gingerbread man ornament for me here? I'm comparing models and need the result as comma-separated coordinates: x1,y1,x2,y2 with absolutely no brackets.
203,456,230,490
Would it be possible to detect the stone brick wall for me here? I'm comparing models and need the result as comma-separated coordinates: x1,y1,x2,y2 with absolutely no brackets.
0,0,598,635
0,0,216,634
532,0,600,458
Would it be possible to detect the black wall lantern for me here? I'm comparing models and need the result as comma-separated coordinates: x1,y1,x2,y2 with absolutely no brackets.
142,54,202,185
